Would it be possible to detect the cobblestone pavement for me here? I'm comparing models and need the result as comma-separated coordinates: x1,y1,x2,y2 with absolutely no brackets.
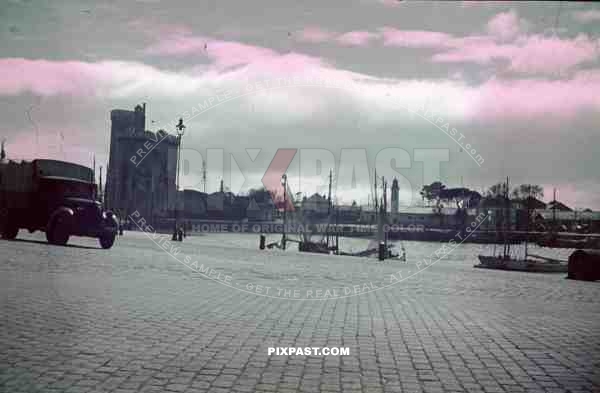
1,231,600,393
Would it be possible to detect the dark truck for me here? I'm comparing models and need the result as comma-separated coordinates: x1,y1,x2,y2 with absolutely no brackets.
0,159,118,248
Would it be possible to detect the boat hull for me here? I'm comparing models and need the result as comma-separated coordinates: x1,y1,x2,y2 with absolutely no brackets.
475,255,567,273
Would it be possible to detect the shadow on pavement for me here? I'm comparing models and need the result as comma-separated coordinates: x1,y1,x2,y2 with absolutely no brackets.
3,238,100,250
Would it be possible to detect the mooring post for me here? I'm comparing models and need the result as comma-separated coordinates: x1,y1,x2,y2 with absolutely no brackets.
259,234,266,250
378,241,385,261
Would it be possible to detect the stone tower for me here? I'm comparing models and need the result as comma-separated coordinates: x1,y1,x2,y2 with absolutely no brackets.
105,104,178,228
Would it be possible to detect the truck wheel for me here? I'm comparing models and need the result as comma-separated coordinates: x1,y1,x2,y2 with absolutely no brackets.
1,223,18,240
47,221,69,246
99,233,116,249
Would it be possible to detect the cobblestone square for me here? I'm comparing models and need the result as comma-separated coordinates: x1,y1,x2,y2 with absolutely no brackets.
1,232,599,392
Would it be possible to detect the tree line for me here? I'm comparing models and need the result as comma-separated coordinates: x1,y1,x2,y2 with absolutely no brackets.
419,181,545,209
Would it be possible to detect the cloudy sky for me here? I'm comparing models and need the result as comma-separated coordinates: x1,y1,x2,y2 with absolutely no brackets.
1,0,600,208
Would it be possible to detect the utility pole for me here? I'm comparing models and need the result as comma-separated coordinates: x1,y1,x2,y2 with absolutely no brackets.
99,166,103,205
172,118,185,241
281,174,287,250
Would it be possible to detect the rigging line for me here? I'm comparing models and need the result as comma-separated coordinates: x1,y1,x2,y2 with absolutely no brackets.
552,1,563,38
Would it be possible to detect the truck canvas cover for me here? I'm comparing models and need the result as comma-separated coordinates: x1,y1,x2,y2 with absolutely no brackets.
1,159,94,209
34,160,93,183
0,160,35,208
0,160,34,193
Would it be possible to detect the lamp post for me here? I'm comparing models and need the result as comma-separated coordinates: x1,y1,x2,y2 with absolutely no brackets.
172,118,185,241
281,173,287,250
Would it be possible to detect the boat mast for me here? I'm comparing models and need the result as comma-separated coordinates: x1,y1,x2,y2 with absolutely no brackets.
504,176,510,259
524,185,530,260
552,188,557,235
374,169,378,214
383,177,388,249
326,169,332,248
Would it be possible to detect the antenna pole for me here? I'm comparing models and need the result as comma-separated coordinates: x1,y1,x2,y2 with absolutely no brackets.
202,160,207,193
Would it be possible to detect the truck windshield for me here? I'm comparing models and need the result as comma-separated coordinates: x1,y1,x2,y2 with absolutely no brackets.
39,178,97,200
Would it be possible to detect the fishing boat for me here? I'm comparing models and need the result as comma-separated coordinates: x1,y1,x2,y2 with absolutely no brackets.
475,177,567,273
476,254,568,273
297,170,339,255
338,171,406,261
296,169,405,261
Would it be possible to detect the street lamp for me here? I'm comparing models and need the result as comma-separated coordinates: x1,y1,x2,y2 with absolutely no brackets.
172,118,185,241
281,173,287,250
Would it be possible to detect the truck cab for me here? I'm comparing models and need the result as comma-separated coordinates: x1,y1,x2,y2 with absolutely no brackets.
0,159,118,249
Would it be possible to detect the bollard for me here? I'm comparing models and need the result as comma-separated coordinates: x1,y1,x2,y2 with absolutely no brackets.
568,249,600,281
378,242,385,261
259,234,266,250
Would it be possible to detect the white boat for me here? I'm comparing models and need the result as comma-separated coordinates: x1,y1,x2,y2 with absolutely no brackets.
476,255,567,273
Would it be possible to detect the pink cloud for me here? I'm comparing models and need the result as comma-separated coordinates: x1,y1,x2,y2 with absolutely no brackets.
434,34,599,74
236,52,328,77
297,28,379,47
0,58,211,98
5,128,96,165
145,35,330,74
336,31,378,47
509,34,599,74
0,58,99,96
486,9,523,41
466,70,600,122
572,9,600,23
203,41,279,69
297,27,335,43
144,35,208,56
379,27,453,49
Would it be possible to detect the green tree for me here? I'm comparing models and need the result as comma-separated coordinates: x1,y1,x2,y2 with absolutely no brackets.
420,181,446,205
248,187,271,203
486,182,509,198
511,184,544,200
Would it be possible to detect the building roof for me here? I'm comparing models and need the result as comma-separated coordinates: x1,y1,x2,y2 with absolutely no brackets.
536,209,600,220
306,193,328,202
547,200,573,211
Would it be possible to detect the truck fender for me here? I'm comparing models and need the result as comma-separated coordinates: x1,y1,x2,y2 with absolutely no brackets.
48,207,74,229
102,210,119,222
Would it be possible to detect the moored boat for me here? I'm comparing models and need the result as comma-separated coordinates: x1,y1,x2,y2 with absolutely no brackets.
475,177,567,273
476,255,567,273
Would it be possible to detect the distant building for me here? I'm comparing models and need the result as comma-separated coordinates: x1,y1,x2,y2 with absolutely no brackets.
336,204,362,224
246,198,274,221
391,178,399,214
547,200,572,211
302,193,330,215
184,190,207,219
512,196,546,210
105,104,178,227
